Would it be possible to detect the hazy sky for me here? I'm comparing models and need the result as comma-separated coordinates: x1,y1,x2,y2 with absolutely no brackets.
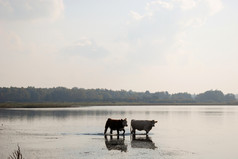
0,0,238,94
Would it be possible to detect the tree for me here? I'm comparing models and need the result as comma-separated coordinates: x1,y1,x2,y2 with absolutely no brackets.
195,90,225,103
0,87,237,104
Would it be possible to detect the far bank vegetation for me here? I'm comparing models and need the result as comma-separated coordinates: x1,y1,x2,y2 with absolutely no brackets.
0,87,237,107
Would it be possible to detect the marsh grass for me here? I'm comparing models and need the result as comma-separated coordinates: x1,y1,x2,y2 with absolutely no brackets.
8,145,24,159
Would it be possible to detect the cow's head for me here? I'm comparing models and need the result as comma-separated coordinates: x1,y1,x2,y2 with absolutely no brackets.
151,120,158,127
121,118,128,127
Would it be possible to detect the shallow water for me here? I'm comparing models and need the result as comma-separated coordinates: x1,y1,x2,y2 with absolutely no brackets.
1,106,238,159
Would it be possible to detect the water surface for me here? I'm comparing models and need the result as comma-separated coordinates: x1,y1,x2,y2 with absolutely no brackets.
1,106,238,159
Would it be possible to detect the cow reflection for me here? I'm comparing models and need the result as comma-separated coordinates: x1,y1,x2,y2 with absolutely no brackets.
131,135,157,150
104,135,127,152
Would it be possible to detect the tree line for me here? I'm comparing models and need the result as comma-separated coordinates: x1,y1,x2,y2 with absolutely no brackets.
0,87,237,104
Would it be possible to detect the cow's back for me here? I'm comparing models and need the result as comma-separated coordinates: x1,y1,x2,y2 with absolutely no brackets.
106,118,123,129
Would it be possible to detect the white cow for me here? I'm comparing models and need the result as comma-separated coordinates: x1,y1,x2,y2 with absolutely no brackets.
131,119,158,135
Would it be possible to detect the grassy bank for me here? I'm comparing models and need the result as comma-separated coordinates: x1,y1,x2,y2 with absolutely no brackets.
0,102,238,108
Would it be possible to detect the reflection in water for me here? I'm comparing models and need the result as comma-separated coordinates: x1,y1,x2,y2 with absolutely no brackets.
104,135,127,152
131,135,157,150
0,108,127,121
1,106,236,121
199,111,224,116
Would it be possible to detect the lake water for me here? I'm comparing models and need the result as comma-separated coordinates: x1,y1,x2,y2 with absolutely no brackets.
1,106,238,159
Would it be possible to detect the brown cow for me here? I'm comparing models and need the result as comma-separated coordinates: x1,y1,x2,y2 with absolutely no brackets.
104,118,128,135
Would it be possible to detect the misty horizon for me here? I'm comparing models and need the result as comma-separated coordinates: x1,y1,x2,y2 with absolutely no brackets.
1,1,238,95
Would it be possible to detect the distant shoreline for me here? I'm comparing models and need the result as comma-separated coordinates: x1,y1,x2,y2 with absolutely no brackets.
0,102,238,108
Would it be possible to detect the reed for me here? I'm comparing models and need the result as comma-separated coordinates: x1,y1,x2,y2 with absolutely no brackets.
8,145,24,159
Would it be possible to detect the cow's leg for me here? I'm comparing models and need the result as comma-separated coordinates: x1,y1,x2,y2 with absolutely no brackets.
117,129,120,139
104,120,109,134
110,129,113,134
104,134,108,140
132,133,136,139
146,134,149,139
122,128,125,135
145,130,149,135
131,128,135,135
104,126,108,134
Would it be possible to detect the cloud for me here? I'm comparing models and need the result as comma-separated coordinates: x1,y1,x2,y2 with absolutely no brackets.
132,0,196,21
126,0,225,69
205,0,223,15
130,0,223,22
129,11,145,21
0,0,64,21
146,0,174,11
130,0,173,21
180,0,223,28
182,17,207,28
61,38,109,59
175,0,197,10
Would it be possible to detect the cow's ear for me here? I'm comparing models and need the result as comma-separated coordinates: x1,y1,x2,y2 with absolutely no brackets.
124,118,127,121
155,121,158,123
